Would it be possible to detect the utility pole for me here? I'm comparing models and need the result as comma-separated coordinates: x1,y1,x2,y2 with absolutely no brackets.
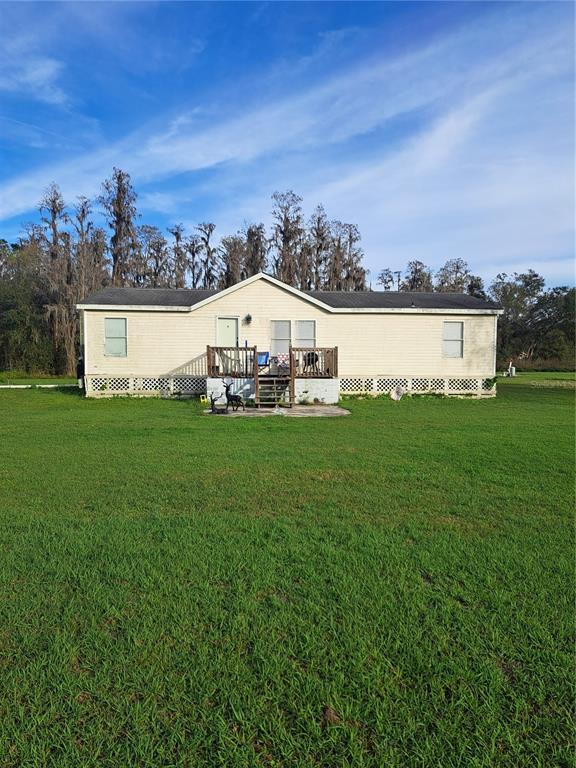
394,271,401,291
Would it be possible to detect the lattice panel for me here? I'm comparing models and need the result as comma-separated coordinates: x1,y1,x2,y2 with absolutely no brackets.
139,378,170,392
376,378,408,393
430,378,445,392
448,378,478,393
88,377,107,393
340,378,371,393
102,377,130,392
482,379,496,392
411,378,431,392
172,377,206,394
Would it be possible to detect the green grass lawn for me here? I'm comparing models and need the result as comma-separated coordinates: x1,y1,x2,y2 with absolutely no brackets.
0,372,76,386
0,384,573,767
498,371,575,388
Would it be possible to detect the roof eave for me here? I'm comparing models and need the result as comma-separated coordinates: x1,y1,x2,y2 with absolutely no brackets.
325,307,503,315
76,304,192,312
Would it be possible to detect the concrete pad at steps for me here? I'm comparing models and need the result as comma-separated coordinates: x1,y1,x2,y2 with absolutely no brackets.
204,404,350,418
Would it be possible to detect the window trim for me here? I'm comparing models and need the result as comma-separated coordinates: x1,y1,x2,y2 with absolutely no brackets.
270,319,291,356
442,321,464,359
104,317,127,358
294,319,316,348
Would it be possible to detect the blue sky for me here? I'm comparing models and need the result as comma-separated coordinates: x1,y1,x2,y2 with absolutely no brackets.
0,1,574,286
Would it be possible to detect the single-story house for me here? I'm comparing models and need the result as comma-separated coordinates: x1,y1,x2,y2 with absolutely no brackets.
77,272,503,403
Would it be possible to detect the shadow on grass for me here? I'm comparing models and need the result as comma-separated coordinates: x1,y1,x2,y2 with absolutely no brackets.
35,388,208,411
33,386,83,398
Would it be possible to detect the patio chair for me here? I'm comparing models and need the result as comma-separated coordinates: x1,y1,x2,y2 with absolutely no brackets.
257,351,270,370
276,353,290,375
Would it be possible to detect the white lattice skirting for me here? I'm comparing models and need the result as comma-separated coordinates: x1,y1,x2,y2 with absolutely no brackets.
339,376,496,397
85,375,207,397
85,374,496,398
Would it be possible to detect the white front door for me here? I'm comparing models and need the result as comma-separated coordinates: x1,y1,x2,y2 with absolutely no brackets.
217,317,238,347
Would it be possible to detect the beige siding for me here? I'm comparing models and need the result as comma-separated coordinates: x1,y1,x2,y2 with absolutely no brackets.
84,280,497,377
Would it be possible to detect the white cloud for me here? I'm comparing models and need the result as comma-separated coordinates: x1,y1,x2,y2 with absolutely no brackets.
0,34,68,105
0,56,67,105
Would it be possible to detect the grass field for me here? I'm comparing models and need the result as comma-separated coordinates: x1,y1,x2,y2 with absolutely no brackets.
498,371,575,388
0,380,573,767
0,372,76,386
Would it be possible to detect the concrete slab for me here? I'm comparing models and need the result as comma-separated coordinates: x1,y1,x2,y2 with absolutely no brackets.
204,405,350,418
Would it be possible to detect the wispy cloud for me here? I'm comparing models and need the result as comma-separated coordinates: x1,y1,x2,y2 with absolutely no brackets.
0,3,573,283
0,35,67,105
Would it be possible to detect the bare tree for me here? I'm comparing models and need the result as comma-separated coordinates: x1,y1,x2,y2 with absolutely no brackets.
99,168,139,286
324,221,346,291
401,260,433,292
243,223,268,277
185,235,203,288
196,222,218,289
271,191,303,287
72,197,108,300
168,224,187,288
219,235,245,288
341,223,366,290
308,205,330,290
138,225,169,287
295,236,313,291
39,183,67,264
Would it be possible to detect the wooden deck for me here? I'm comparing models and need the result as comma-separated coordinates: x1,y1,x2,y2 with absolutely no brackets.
206,345,338,407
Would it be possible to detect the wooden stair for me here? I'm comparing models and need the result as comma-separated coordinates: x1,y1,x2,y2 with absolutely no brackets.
256,376,293,408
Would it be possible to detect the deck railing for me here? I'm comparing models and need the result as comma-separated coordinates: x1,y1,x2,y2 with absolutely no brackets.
291,347,338,378
207,346,256,377
207,345,338,379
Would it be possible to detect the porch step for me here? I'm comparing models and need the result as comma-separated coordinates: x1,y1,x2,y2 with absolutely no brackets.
256,377,293,408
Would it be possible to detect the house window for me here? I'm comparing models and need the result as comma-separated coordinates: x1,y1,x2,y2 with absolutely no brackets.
443,321,464,358
295,320,316,348
271,320,291,355
105,318,127,357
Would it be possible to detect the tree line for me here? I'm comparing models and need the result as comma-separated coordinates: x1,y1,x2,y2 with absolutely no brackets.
0,167,573,375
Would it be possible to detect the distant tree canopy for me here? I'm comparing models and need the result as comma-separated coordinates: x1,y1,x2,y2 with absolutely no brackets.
0,169,367,374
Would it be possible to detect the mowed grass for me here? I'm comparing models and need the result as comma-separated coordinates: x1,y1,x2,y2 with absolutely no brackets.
0,372,76,386
498,371,575,388
0,384,573,767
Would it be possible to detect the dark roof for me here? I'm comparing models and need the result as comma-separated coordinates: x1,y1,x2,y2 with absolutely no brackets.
80,283,501,311
307,290,500,310
80,287,218,307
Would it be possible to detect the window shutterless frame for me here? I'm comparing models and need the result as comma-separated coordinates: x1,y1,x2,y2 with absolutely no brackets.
294,320,316,348
443,321,464,358
104,317,127,357
271,320,291,356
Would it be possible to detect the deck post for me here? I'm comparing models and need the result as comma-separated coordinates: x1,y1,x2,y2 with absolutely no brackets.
289,346,295,407
253,347,259,405
333,347,338,377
